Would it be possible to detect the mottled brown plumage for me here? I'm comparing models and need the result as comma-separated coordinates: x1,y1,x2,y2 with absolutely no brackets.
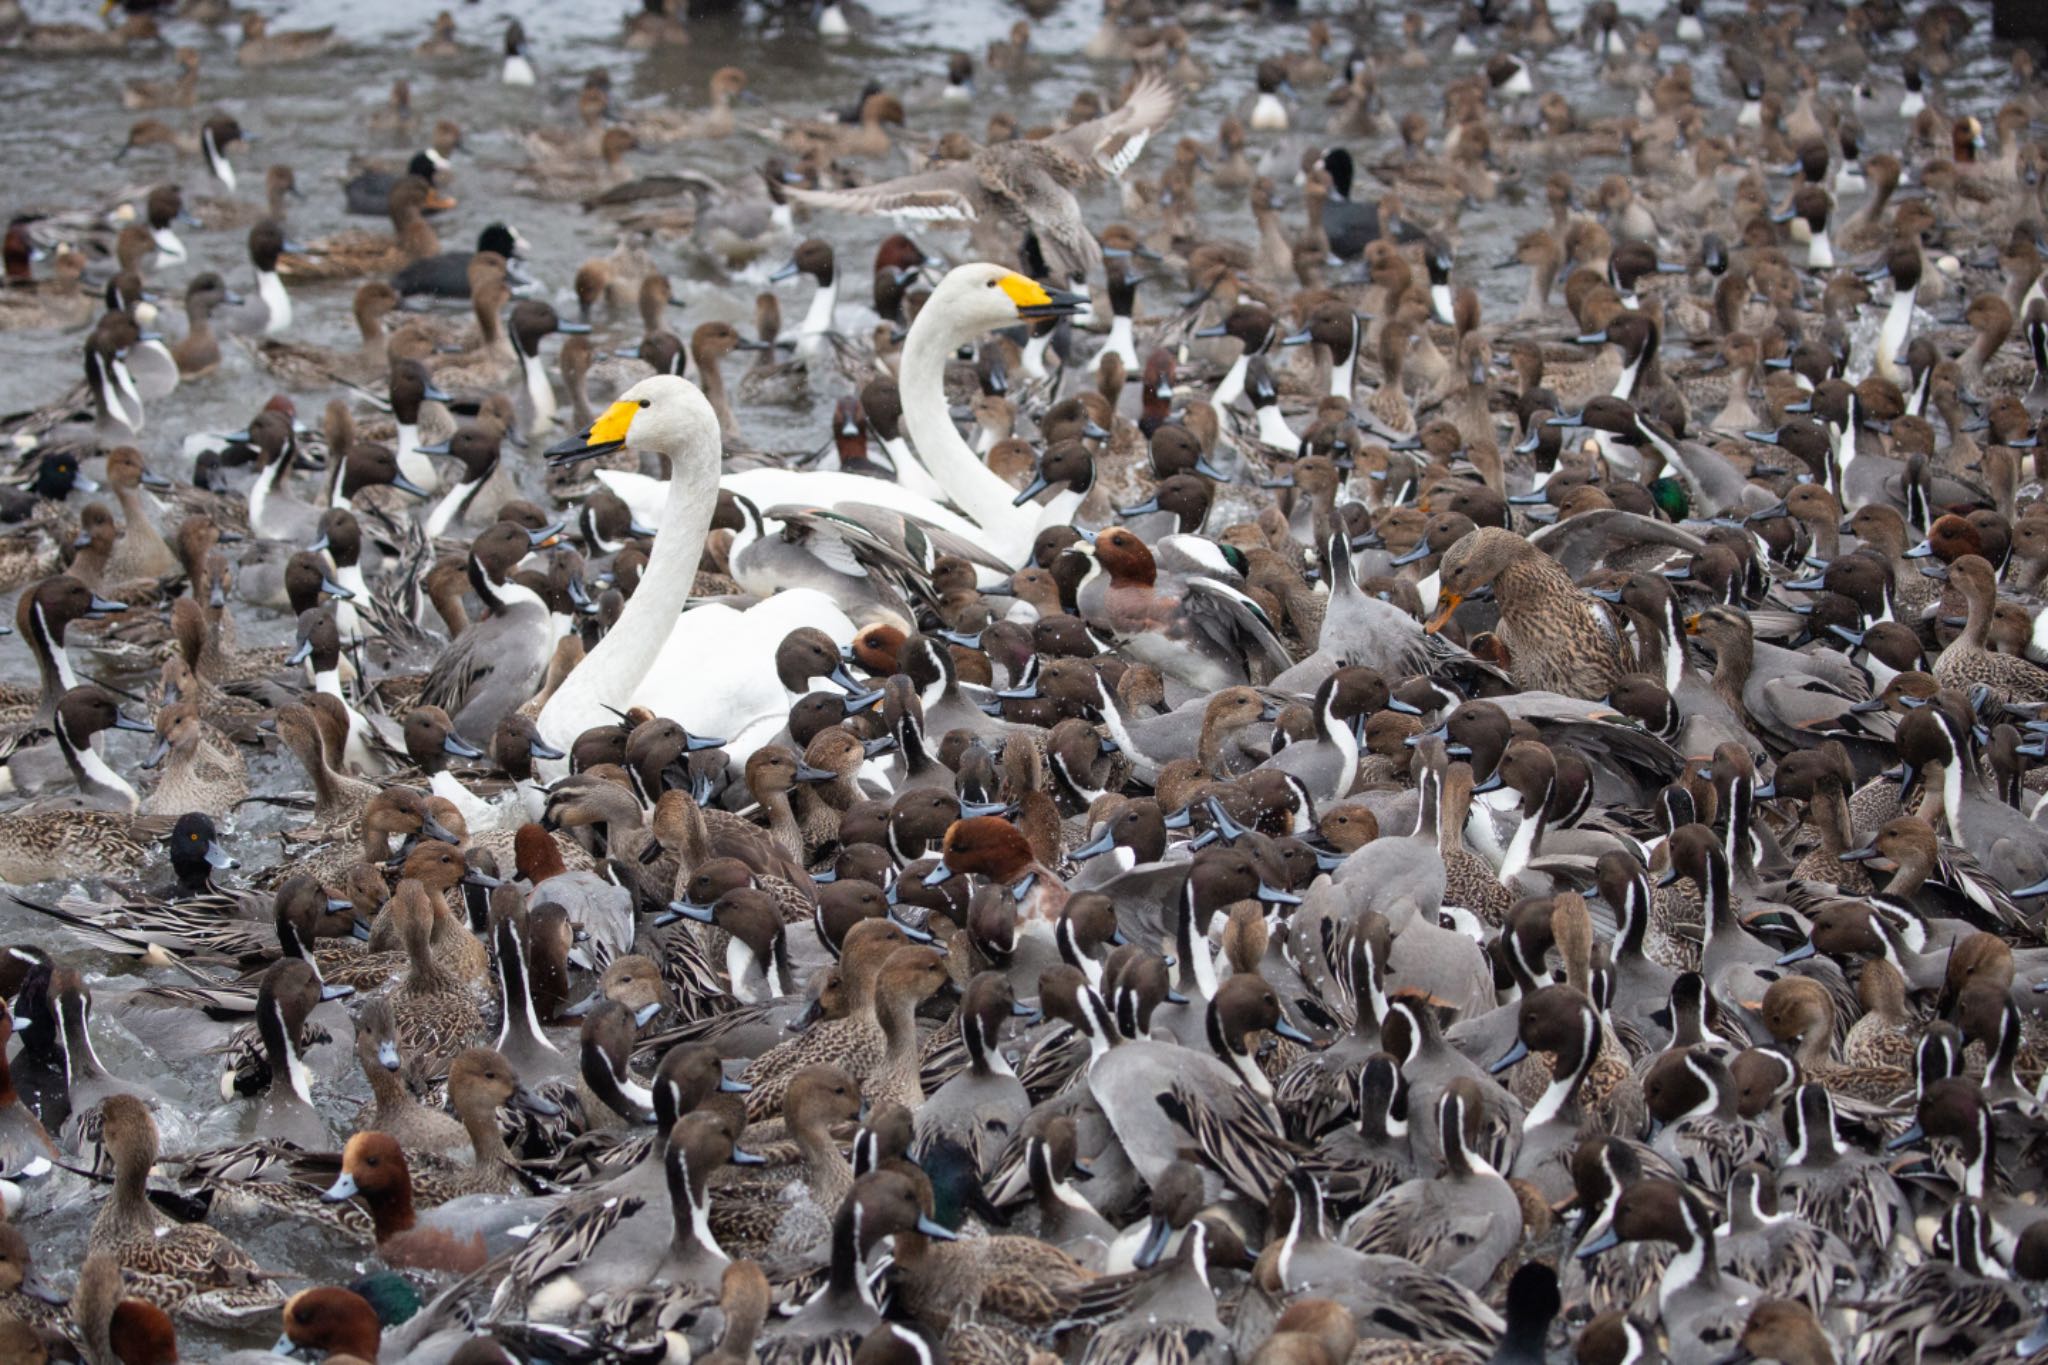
1427,527,1625,698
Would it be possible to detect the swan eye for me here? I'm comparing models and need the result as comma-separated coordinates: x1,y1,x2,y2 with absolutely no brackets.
638,399,651,409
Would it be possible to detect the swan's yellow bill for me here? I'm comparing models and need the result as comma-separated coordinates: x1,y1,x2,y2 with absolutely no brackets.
587,400,638,448
997,274,1054,310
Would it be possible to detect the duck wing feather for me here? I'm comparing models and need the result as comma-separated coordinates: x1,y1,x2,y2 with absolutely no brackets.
1040,75,1180,180
782,167,982,223
1178,576,1295,676
485,1192,648,1319
1528,509,1705,582
811,502,1013,576
1154,1080,1304,1202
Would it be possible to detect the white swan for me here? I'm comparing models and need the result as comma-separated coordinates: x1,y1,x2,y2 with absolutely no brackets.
864,268,1087,549
638,589,858,764
536,383,862,766
537,266,1086,764
592,465,995,554
538,379,724,764
584,264,1087,575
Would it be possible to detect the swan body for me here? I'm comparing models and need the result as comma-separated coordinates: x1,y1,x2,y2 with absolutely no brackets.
637,589,857,761
538,267,1082,768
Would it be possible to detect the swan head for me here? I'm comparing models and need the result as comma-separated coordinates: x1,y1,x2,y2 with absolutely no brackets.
917,264,1091,346
545,374,720,466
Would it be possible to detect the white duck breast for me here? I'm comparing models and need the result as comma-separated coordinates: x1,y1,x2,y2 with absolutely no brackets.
1212,351,1251,410
1102,312,1138,371
1325,338,1357,399
394,424,445,497
1431,283,1457,325
150,225,188,264
1255,401,1297,450
247,453,295,541
68,732,137,812
521,351,557,432
92,350,145,434
257,270,293,336
203,126,237,191
1020,328,1055,380
796,275,839,357
424,482,476,540
312,666,378,774
1874,290,1915,384
1243,358,1296,448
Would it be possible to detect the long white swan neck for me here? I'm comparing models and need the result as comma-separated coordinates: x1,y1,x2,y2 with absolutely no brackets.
899,309,1035,559
538,427,719,754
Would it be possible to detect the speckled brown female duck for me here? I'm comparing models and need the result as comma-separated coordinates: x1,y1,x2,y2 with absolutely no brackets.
88,1094,284,1327
1757,976,1911,1106
1931,554,2048,706
739,919,921,1120
386,880,485,1077
1425,526,1625,699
